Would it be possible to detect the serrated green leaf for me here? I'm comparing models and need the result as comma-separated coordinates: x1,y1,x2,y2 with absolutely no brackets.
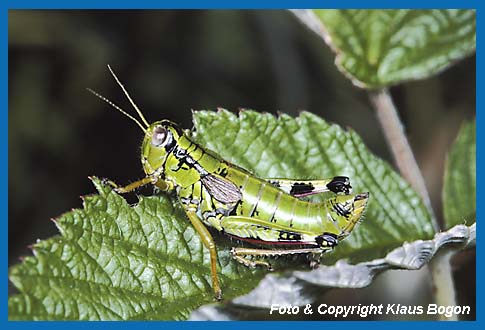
303,10,476,88
193,110,435,264
9,110,435,320
443,120,476,228
9,178,264,320
191,223,475,319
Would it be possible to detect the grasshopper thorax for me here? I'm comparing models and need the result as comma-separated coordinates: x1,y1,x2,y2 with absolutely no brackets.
141,120,183,176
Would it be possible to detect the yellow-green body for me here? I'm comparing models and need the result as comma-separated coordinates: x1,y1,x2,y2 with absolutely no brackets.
90,66,369,300
141,121,368,250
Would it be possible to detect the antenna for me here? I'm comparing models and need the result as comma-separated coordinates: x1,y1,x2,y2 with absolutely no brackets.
107,64,150,128
86,87,147,133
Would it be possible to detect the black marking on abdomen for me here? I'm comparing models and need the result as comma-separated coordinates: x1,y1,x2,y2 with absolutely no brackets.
268,191,282,223
278,230,303,242
327,176,352,194
268,180,281,188
229,200,242,216
289,182,315,196
315,233,338,247
249,182,265,217
333,201,351,218
288,198,297,228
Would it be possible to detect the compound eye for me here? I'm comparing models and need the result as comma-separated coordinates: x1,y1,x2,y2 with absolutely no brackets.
151,125,167,147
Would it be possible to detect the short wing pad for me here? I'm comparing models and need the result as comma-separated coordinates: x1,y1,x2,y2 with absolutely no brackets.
201,173,242,204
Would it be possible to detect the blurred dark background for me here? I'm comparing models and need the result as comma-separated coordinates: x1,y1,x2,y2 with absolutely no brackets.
8,10,475,319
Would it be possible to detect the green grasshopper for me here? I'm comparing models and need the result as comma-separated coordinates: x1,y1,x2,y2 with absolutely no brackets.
88,66,369,300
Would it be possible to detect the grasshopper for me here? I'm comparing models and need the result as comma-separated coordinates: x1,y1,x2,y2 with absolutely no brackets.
88,66,369,300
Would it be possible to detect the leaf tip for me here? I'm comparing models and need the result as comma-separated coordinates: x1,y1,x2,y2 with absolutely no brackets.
89,176,113,195
217,107,228,113
190,108,199,117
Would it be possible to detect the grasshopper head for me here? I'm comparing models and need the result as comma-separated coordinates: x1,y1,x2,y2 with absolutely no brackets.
87,66,184,180
328,192,369,240
141,120,183,176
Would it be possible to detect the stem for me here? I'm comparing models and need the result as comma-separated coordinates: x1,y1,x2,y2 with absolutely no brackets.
368,88,457,320
368,89,436,224
429,251,458,321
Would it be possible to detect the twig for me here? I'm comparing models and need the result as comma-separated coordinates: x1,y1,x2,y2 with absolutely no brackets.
368,89,436,224
429,250,458,321
368,88,457,320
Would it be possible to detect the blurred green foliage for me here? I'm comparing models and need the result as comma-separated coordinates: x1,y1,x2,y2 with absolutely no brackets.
8,10,475,319
443,120,476,229
311,10,476,88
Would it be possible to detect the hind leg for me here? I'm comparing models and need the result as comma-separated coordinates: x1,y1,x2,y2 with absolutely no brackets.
231,247,324,270
266,176,352,197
